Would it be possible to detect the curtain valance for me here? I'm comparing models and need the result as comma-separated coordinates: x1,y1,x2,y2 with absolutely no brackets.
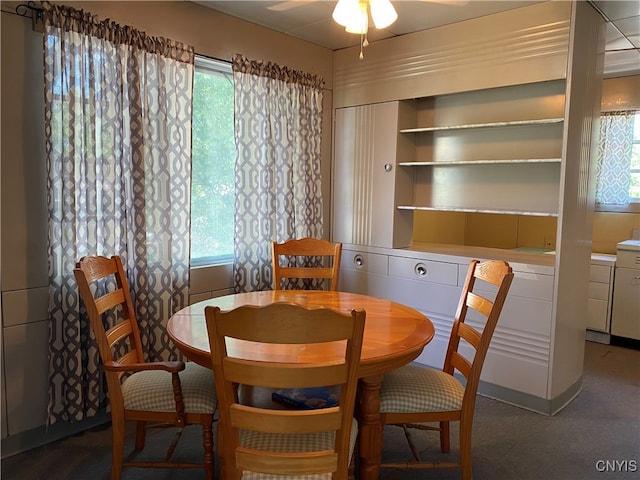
232,53,324,89
42,1,194,63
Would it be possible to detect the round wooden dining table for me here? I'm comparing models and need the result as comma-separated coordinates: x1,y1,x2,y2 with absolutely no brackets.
167,290,435,480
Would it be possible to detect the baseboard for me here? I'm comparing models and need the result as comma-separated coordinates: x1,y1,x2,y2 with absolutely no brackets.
476,376,582,416
586,329,611,344
1,412,111,459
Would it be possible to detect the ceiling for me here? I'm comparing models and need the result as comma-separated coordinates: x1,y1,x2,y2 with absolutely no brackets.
193,0,640,77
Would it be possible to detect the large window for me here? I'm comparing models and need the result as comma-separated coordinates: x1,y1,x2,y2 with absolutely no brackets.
191,57,235,265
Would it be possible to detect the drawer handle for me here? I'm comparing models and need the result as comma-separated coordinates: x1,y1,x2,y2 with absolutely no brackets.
415,263,427,276
354,255,364,268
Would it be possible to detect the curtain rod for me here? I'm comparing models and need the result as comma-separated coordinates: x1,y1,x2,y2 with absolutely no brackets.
16,1,43,32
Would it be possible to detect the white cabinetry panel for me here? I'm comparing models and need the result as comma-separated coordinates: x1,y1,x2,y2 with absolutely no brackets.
388,256,458,286
611,267,640,340
588,282,609,301
460,264,554,302
4,322,49,434
1,287,48,327
341,249,389,276
587,299,609,332
337,246,561,408
590,264,613,283
339,249,390,298
332,102,413,248
586,255,615,337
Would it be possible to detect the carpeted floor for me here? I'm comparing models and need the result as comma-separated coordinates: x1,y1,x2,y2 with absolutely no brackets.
2,341,639,480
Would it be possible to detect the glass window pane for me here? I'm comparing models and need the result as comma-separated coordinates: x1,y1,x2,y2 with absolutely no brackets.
191,58,235,265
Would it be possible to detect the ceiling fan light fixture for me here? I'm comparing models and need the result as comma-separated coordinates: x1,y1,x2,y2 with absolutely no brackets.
332,0,397,59
344,0,369,34
332,0,360,27
370,0,397,29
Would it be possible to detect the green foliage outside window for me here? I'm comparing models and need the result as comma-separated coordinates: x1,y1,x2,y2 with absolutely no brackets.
191,59,235,264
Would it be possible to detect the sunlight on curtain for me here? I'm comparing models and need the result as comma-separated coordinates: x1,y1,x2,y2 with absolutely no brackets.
231,54,325,292
595,111,635,205
42,2,194,424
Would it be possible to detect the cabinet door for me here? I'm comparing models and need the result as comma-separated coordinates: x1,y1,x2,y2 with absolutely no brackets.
611,267,640,340
586,297,608,332
333,102,412,248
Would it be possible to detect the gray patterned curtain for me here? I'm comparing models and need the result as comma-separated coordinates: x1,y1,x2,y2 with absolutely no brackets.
595,111,636,205
43,2,194,424
232,54,325,292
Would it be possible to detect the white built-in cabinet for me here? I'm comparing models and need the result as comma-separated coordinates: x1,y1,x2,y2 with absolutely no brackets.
339,245,555,411
331,0,605,414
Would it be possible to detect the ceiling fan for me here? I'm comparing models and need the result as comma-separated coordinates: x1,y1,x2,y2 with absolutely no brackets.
332,0,397,58
266,0,466,59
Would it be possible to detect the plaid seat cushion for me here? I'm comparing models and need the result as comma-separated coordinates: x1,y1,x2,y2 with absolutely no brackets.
122,361,217,414
238,417,359,480
380,364,464,413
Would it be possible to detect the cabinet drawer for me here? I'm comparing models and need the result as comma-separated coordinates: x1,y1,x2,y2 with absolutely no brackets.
341,250,388,275
588,281,610,301
589,264,612,284
388,256,458,286
462,267,553,302
617,250,640,269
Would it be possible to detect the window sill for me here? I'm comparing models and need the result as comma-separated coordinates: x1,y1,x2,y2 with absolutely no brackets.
190,255,234,268
595,203,640,213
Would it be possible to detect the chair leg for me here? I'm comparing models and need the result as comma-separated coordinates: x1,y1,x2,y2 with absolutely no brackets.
459,419,473,480
111,417,126,480
348,435,358,480
134,420,146,451
439,421,450,453
203,419,215,479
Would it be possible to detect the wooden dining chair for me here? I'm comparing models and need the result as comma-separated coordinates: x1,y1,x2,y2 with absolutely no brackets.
73,255,217,480
379,259,514,480
205,302,366,480
271,237,343,291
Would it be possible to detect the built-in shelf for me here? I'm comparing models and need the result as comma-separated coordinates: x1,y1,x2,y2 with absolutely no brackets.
399,118,564,134
396,205,559,217
398,158,562,167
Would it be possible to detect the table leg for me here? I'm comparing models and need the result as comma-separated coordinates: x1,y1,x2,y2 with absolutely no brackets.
358,374,384,480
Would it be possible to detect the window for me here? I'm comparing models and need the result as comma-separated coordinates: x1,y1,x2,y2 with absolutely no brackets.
595,110,640,212
191,57,235,265
631,112,640,201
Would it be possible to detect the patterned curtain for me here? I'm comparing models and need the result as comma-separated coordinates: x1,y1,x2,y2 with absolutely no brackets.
595,111,636,205
43,2,194,424
232,54,325,292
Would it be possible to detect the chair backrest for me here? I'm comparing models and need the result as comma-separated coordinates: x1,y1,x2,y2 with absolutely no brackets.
205,302,365,479
271,238,342,291
444,260,514,402
74,255,144,410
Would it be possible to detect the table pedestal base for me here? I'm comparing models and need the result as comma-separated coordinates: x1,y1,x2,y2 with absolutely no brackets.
358,374,384,480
